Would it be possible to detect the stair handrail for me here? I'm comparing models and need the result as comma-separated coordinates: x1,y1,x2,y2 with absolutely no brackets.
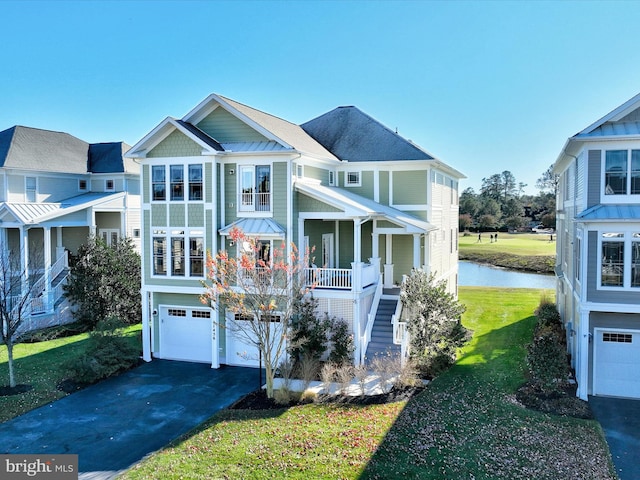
392,274,410,365
360,275,383,364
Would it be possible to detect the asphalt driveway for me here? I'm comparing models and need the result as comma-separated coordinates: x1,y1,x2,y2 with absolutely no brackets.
0,360,259,479
589,395,640,480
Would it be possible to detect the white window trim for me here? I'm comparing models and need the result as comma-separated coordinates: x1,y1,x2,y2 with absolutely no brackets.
25,176,37,202
79,179,88,192
597,229,640,291
151,228,205,279
150,162,204,204
345,170,361,187
328,170,336,186
237,164,272,216
105,179,115,192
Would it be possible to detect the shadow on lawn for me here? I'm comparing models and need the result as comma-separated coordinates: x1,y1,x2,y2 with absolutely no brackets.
359,314,538,479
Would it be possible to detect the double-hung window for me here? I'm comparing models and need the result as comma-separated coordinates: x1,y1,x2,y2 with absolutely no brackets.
604,150,640,196
239,165,271,212
170,165,184,201
152,164,203,202
153,229,204,278
152,166,166,201
600,231,640,289
189,164,203,200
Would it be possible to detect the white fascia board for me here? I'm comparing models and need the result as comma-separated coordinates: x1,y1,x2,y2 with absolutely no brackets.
37,192,126,223
579,92,640,135
582,301,640,314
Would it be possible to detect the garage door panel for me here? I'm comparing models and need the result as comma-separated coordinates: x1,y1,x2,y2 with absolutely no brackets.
594,329,640,398
160,307,212,363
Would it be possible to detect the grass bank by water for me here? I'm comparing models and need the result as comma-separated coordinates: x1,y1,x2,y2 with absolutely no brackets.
123,288,614,480
460,232,556,273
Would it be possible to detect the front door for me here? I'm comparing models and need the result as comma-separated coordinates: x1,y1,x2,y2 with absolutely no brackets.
99,229,119,247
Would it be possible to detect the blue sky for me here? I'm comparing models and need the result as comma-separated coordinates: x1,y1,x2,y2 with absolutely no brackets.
3,1,640,194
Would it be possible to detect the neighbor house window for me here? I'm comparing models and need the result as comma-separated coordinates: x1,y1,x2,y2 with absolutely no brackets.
239,165,271,212
79,179,88,191
152,166,166,201
604,150,640,196
170,165,184,201
346,171,361,186
25,177,36,202
188,164,203,201
105,179,115,191
328,170,336,186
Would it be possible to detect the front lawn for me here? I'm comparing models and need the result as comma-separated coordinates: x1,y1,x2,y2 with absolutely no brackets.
459,233,556,273
0,324,141,422
122,288,615,479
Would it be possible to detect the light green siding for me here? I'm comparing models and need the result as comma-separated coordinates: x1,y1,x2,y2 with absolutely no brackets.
151,204,167,226
393,171,427,204
297,193,342,213
273,162,288,227
303,165,328,184
206,209,213,253
143,210,151,283
147,130,202,158
205,163,213,204
142,165,150,203
338,221,354,268
169,204,186,227
196,108,268,143
224,164,237,225
392,235,413,285
39,176,82,202
344,171,374,199
303,220,336,264
379,171,389,205
188,204,205,227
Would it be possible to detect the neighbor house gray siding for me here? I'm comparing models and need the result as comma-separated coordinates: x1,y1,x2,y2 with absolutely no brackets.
587,150,601,208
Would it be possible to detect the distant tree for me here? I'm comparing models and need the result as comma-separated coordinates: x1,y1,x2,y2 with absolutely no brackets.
504,215,526,230
478,197,502,220
541,212,557,229
536,164,559,197
500,170,518,200
502,197,523,219
459,213,473,231
480,174,503,201
0,245,44,388
459,188,480,218
65,236,141,329
478,214,498,230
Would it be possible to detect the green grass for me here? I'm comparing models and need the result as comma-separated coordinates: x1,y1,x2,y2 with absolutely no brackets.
0,324,141,422
122,288,615,480
459,233,556,273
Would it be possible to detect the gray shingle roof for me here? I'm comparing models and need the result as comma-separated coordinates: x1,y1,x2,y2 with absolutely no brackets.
176,120,224,151
301,106,434,162
89,142,136,173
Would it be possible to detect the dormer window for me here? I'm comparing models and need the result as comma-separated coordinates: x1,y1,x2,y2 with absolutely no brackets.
604,150,640,196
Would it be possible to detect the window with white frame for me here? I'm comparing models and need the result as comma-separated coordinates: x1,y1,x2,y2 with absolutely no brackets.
152,229,204,278
599,231,640,288
79,179,88,191
152,166,166,201
239,165,271,212
346,171,361,187
604,150,640,196
152,164,203,202
170,165,184,201
105,179,115,191
188,164,203,200
25,177,36,202
328,170,336,186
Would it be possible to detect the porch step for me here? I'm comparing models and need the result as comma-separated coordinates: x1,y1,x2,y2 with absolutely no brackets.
365,299,401,363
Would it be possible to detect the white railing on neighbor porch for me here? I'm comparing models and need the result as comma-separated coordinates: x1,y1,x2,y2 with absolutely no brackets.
303,262,379,291
392,275,410,365
16,252,70,317
360,276,383,364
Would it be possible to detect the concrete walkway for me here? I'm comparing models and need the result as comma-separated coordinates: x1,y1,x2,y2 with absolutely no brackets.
589,396,640,480
0,360,258,479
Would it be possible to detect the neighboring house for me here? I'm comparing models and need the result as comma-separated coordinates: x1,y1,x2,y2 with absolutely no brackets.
0,126,140,330
126,93,464,368
555,93,640,400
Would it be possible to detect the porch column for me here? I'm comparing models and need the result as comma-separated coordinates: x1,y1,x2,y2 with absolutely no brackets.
422,233,430,272
55,227,66,267
298,218,305,265
353,219,362,263
383,234,394,288
371,230,379,264
88,208,96,237
413,234,421,269
20,226,28,291
141,289,152,362
43,227,52,313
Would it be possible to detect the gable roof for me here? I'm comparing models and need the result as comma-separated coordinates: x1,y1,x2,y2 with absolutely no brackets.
301,106,435,162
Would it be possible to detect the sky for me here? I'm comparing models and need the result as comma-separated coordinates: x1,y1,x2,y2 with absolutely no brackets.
3,0,640,194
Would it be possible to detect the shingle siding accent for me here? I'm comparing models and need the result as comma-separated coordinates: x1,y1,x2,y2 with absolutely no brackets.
273,162,288,227
224,163,237,225
147,130,202,158
143,210,151,283
169,204,185,227
142,165,150,204
587,150,601,208
297,193,342,213
205,163,213,204
196,108,268,143
188,204,205,227
151,204,167,226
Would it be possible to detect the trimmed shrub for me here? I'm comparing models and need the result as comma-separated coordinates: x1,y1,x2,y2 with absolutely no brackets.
328,317,354,366
526,333,570,394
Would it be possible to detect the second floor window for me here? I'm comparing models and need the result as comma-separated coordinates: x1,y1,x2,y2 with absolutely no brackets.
240,165,270,212
189,164,203,200
170,165,184,201
600,231,640,288
346,171,360,186
25,177,36,202
605,150,640,196
152,164,203,202
152,166,166,201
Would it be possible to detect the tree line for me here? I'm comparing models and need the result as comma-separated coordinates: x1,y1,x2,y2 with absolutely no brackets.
459,164,558,232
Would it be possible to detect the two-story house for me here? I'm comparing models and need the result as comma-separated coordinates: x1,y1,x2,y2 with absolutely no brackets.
0,125,140,331
555,93,640,400
126,93,464,368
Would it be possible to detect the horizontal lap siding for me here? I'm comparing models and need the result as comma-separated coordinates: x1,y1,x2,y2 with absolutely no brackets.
587,150,601,208
273,162,288,228
393,171,427,205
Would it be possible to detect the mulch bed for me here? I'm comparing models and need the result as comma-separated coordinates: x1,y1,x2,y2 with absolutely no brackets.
515,382,593,419
229,385,425,410
0,384,33,396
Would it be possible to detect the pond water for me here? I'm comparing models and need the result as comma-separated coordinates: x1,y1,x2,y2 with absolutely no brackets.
458,261,556,289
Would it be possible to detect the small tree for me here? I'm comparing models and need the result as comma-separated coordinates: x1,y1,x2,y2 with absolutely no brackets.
202,227,311,398
65,236,141,329
0,245,43,388
401,270,469,376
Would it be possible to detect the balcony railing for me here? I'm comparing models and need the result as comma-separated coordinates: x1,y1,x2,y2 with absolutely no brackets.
303,262,379,291
239,192,271,212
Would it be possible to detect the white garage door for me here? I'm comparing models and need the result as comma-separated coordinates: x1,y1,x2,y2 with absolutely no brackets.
594,328,640,398
160,307,213,363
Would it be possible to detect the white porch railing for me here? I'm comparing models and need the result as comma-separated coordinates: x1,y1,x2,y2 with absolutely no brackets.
392,275,410,364
303,263,379,291
360,276,383,364
239,192,271,212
